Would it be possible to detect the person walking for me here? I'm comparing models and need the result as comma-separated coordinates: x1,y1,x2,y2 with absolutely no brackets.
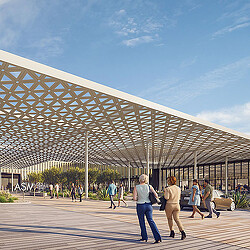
133,174,161,244
164,176,186,240
49,183,53,199
107,180,117,209
78,184,83,202
71,183,77,202
55,183,59,199
118,183,128,207
188,179,204,219
203,179,220,218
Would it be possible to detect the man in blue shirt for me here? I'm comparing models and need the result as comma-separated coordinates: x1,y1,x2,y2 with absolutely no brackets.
107,180,117,209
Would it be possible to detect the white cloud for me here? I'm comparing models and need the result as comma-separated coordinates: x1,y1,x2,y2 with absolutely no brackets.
197,102,250,135
212,22,250,39
213,2,250,39
141,19,163,33
138,57,250,106
116,9,126,15
0,0,39,49
30,36,63,59
0,0,11,6
180,57,197,68
122,35,154,47
218,2,250,23
109,6,164,47
0,1,66,61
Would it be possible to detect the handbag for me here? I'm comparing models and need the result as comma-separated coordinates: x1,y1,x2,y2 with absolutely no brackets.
159,196,167,211
148,185,158,204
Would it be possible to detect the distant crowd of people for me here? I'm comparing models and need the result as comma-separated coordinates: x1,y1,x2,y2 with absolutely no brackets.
49,183,84,201
47,175,232,244
48,182,128,207
49,183,60,199
235,183,249,193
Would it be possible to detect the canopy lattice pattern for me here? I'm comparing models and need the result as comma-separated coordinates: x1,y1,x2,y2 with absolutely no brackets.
0,50,250,169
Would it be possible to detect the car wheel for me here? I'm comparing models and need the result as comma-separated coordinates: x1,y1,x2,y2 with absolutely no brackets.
228,201,235,211
211,201,216,210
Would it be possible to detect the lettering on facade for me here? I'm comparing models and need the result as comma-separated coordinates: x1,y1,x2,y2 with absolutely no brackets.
14,182,46,192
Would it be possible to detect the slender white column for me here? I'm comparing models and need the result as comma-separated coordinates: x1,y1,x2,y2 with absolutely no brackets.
225,156,228,195
85,131,88,199
128,162,131,192
146,143,150,180
159,164,162,191
194,151,197,180
11,166,14,192
0,167,2,191
21,168,23,182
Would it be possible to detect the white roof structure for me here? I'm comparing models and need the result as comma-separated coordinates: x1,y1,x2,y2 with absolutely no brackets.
1,50,250,170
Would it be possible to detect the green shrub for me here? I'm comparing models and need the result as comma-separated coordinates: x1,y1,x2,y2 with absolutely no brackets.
0,192,18,203
88,192,94,197
102,197,110,201
88,192,97,199
101,195,118,201
0,196,7,203
0,191,11,199
8,197,14,203
97,188,107,200
63,190,70,197
233,192,250,208
89,195,98,200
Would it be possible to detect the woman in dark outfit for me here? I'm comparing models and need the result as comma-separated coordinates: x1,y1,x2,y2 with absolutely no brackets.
71,183,76,202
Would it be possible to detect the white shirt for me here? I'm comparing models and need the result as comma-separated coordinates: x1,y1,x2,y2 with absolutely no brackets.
55,184,59,192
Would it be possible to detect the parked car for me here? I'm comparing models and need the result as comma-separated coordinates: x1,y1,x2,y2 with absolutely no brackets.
180,189,235,211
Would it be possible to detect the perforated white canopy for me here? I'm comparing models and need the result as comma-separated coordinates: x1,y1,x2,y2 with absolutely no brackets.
1,50,250,170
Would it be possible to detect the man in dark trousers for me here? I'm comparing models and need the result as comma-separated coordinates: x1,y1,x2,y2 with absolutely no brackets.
107,180,117,209
203,179,220,218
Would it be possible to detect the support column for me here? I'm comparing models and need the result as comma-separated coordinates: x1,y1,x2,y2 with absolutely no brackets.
146,143,150,180
0,167,2,191
128,162,131,193
11,166,14,192
194,151,197,180
159,164,162,191
225,156,228,196
21,168,23,182
248,161,250,191
85,131,88,199
163,168,166,189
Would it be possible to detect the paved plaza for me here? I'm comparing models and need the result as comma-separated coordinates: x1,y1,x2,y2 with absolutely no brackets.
0,196,250,249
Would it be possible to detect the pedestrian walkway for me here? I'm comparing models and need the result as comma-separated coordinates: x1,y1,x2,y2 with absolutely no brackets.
0,196,249,249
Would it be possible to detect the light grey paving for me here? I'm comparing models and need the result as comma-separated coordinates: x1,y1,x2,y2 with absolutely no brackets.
0,197,249,250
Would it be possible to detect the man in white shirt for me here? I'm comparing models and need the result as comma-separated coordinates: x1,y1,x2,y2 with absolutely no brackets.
55,183,59,199
49,184,53,199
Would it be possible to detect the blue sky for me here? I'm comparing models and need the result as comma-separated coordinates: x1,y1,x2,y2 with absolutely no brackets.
1,0,250,134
